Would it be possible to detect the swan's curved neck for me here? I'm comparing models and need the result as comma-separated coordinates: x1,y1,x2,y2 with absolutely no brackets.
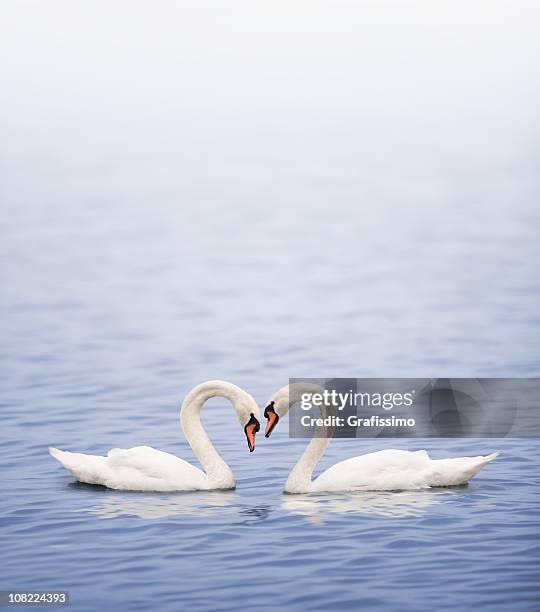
285,435,331,493
180,381,244,488
276,383,333,493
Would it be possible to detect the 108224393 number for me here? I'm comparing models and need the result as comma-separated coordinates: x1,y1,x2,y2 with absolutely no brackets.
0,592,69,606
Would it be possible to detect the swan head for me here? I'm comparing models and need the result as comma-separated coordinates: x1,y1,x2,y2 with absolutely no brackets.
181,381,262,453
243,412,260,453
233,391,261,452
264,401,280,437
263,385,291,437
264,383,328,437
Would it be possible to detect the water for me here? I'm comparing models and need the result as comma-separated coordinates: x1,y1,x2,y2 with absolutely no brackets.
2,200,539,612
2,3,540,611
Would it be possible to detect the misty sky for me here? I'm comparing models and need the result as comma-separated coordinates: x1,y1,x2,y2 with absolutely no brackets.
1,1,539,206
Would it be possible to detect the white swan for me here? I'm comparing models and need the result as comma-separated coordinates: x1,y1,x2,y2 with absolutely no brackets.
264,384,498,494
50,381,261,491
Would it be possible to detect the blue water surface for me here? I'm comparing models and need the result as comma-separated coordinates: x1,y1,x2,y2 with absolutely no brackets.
2,196,539,612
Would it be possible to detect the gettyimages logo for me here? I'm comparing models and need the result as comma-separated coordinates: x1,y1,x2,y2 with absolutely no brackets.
288,378,540,439
299,389,415,412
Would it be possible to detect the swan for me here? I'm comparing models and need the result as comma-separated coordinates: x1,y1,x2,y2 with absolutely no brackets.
264,384,498,494
49,380,261,491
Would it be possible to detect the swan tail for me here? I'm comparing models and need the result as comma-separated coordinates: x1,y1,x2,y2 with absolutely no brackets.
49,447,83,468
429,452,499,487
482,452,499,463
49,447,109,485
49,447,70,465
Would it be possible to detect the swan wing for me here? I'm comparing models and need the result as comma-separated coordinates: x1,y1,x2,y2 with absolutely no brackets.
49,446,211,491
313,449,433,492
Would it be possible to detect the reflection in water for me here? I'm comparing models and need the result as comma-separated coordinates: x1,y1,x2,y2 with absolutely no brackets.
239,505,272,520
83,490,238,519
282,490,452,524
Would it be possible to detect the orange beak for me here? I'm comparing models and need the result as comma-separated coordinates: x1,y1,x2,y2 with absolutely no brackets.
244,414,260,452
264,402,280,438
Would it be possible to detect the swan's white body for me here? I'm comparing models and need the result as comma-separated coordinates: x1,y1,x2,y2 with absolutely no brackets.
268,384,498,494
49,446,214,492
50,381,260,492
290,447,498,493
